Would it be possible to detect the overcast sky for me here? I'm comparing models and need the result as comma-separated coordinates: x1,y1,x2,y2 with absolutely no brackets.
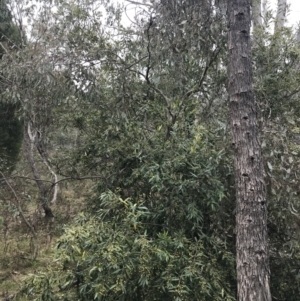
272,0,300,26
121,1,300,27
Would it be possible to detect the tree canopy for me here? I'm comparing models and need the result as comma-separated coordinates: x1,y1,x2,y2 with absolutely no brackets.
0,0,299,300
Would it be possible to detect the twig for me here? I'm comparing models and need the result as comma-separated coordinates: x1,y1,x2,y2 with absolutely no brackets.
0,42,13,59
125,0,152,8
1,168,127,192
183,46,222,99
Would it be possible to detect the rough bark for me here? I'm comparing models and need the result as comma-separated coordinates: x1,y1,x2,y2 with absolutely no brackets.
227,0,271,300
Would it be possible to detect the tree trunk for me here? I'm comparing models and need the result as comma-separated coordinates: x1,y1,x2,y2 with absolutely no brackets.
227,1,271,300
297,30,300,44
24,121,54,218
252,0,262,27
275,0,287,30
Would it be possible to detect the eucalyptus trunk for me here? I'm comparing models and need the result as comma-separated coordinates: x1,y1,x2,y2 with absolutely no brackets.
24,121,54,218
275,0,287,30
227,0,271,300
252,0,262,27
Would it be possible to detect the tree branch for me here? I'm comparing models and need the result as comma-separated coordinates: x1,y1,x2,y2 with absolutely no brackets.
0,171,37,238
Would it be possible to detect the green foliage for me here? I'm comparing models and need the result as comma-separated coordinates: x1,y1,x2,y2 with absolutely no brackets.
0,0,23,173
18,57,236,297
21,190,235,301
2,0,300,300
0,102,22,172
253,25,300,301
0,0,22,58
253,26,300,118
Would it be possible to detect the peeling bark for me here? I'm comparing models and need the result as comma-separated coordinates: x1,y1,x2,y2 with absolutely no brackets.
227,0,271,300
25,121,54,218
35,137,59,205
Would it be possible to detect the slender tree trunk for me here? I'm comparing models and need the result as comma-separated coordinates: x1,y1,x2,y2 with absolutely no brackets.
227,1,271,300
35,137,59,205
275,0,287,30
297,30,300,44
252,0,262,27
262,0,267,21
24,121,54,218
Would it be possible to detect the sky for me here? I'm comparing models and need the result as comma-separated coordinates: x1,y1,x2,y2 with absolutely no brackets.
272,0,300,26
121,1,300,28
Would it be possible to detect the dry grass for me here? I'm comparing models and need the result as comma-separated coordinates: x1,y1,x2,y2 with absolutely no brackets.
0,179,92,300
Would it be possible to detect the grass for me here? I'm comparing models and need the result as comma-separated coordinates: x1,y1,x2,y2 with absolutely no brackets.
0,180,90,300
0,144,95,300
0,218,57,299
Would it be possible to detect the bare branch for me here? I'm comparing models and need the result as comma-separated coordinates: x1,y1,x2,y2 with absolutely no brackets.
184,46,222,99
125,0,152,8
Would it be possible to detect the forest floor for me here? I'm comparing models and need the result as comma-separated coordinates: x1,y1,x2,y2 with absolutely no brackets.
0,184,87,301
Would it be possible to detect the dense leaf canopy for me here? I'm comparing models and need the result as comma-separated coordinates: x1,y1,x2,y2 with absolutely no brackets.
0,0,299,300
